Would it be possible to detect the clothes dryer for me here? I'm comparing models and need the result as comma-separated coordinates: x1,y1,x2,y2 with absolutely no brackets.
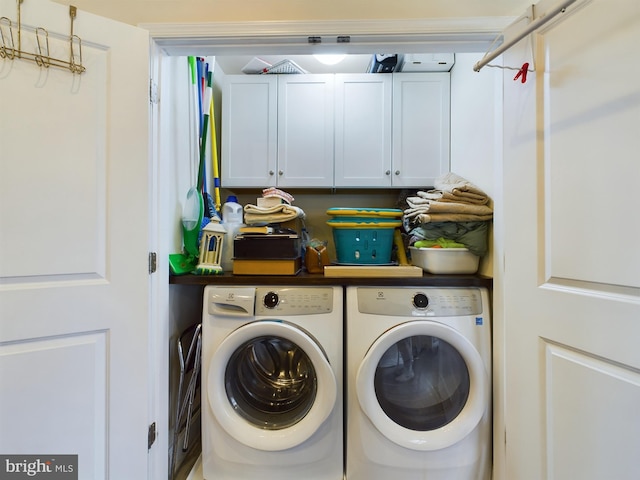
201,286,343,480
346,286,491,480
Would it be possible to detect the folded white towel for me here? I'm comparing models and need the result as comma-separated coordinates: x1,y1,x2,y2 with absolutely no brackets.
406,196,431,206
431,172,489,204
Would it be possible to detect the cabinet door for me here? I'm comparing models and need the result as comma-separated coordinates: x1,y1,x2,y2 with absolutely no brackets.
334,74,392,187
392,73,450,187
221,75,277,187
277,75,334,187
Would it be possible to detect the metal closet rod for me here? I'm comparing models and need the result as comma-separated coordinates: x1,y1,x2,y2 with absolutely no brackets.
473,0,579,72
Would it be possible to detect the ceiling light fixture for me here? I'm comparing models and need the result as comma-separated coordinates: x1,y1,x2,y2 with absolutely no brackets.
314,54,346,65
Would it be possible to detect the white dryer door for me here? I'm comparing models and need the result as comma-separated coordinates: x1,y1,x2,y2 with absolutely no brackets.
208,320,337,451
356,320,489,451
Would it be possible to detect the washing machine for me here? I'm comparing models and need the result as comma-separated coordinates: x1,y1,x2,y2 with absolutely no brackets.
346,286,491,480
201,286,343,480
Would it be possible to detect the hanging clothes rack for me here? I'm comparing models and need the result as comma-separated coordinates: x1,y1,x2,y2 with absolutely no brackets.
0,1,86,74
473,0,579,72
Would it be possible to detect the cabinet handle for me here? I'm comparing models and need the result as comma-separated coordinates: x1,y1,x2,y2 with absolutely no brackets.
385,170,391,176
395,170,400,175
278,170,284,176
269,170,275,176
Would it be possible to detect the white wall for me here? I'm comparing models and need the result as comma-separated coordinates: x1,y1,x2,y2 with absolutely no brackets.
450,53,500,200
157,53,208,476
450,52,502,276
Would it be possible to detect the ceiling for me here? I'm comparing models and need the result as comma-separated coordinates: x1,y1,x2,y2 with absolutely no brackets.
215,53,455,75
215,54,370,75
150,18,504,75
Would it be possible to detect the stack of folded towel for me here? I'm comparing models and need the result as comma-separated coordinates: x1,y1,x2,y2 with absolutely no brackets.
243,188,306,225
404,172,493,224
403,173,493,257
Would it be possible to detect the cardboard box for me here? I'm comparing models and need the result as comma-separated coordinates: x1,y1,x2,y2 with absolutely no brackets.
232,257,302,275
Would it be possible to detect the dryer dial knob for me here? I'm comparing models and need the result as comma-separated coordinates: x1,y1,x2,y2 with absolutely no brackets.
413,293,429,309
263,291,279,308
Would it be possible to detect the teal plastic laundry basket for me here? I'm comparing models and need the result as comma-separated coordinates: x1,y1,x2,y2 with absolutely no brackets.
327,218,401,264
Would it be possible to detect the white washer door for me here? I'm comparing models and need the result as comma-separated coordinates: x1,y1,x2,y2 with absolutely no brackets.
356,320,489,451
208,320,337,451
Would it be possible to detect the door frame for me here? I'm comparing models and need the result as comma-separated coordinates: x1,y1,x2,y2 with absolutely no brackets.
143,18,511,56
144,16,512,478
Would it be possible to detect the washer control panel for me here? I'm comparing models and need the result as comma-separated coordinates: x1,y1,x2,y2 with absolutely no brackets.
255,287,334,315
357,287,484,317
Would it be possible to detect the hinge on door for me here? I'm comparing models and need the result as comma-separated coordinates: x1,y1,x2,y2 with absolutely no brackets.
148,422,157,450
149,252,157,274
149,79,159,105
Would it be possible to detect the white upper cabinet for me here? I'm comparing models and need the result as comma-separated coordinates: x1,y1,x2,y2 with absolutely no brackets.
277,75,335,187
221,75,278,187
335,72,450,188
392,72,450,187
222,74,334,188
222,72,449,189
334,74,393,187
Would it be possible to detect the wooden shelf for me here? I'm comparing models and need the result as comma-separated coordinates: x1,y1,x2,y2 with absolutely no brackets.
169,270,493,288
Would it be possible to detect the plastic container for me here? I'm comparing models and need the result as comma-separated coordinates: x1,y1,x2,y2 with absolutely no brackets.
326,217,402,227
409,246,480,274
222,196,243,224
329,223,400,265
326,208,402,265
221,196,244,272
400,53,455,72
326,207,403,218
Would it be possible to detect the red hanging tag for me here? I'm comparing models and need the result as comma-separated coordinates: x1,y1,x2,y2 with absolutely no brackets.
514,62,529,83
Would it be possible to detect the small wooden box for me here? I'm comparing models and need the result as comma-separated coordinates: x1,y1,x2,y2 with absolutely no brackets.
232,257,302,275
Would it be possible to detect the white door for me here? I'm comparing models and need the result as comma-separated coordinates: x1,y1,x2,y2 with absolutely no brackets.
501,0,640,479
0,1,151,478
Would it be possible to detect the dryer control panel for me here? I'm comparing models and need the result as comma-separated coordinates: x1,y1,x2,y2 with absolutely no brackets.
356,287,484,317
255,287,334,315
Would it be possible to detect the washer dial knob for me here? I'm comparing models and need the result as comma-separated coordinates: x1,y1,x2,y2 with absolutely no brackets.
263,291,279,309
413,292,429,309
